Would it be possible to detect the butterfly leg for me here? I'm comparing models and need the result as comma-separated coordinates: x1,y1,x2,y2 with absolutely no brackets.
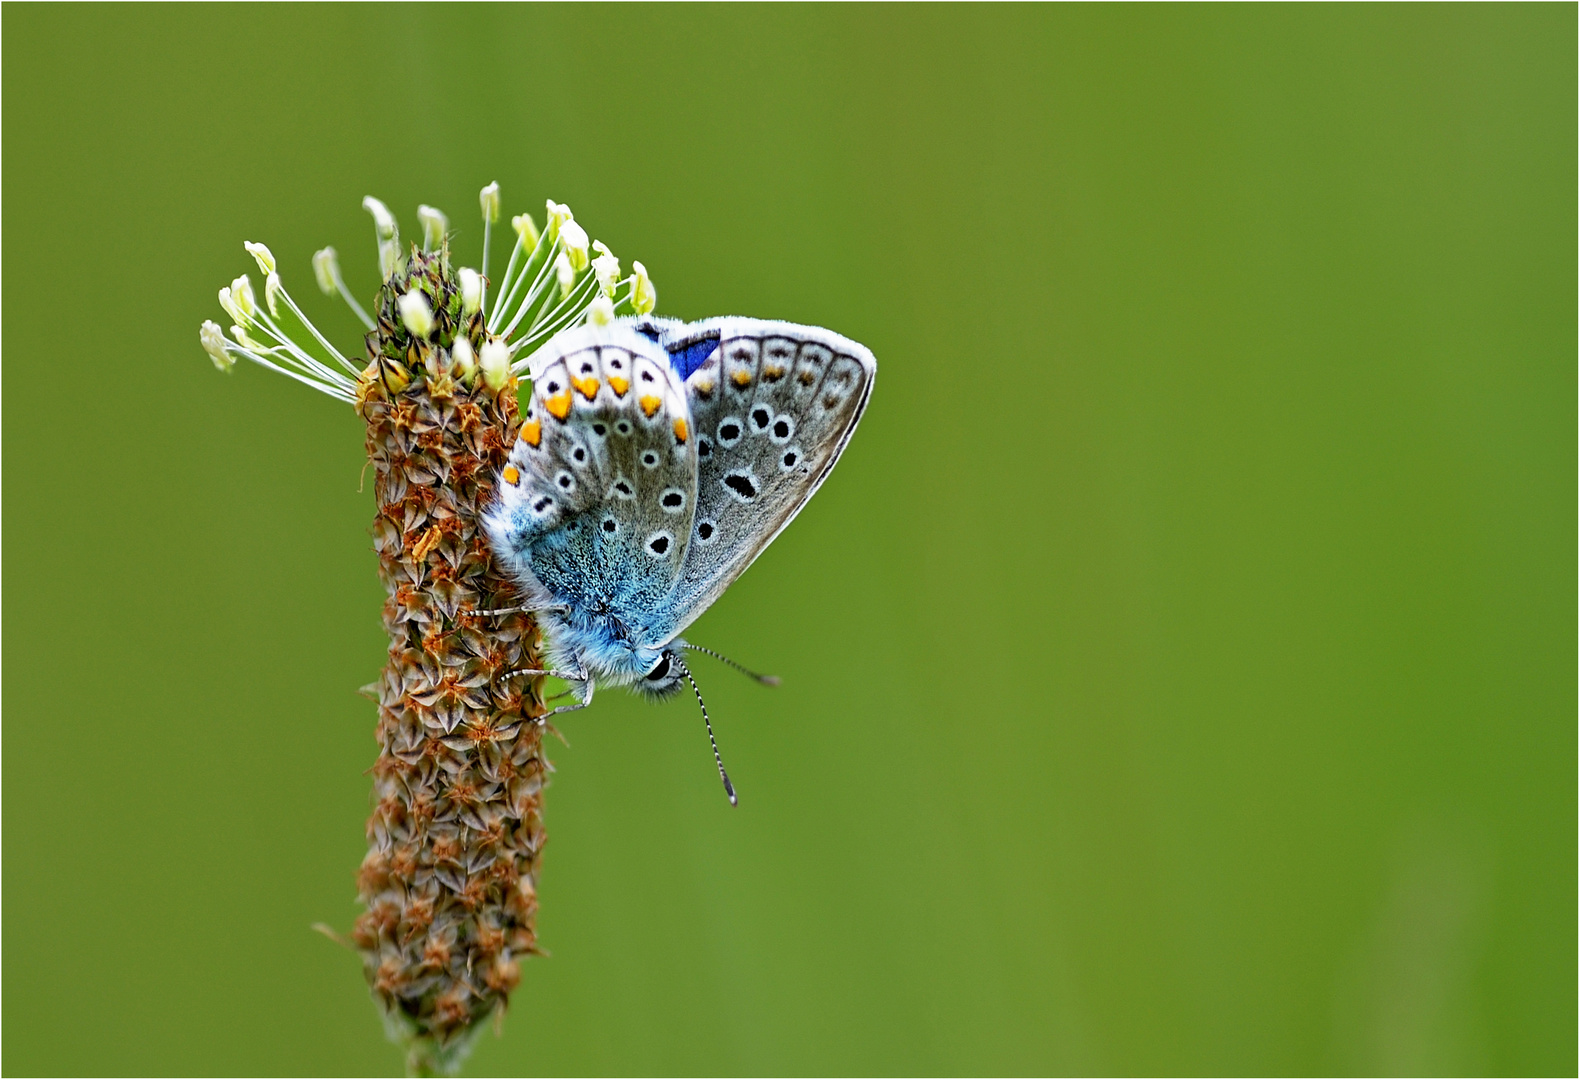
501,665,586,681
468,603,571,618
539,675,595,722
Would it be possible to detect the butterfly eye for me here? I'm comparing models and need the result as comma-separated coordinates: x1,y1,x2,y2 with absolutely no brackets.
644,654,671,681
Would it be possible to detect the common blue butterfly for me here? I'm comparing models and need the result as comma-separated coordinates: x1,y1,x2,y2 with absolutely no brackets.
482,316,876,803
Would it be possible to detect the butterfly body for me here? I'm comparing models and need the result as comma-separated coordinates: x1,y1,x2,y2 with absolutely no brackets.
482,316,876,723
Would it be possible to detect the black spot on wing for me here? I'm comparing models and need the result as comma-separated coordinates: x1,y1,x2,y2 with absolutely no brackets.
722,470,758,502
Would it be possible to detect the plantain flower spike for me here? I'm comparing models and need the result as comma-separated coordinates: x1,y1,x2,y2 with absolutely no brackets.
197,191,663,1069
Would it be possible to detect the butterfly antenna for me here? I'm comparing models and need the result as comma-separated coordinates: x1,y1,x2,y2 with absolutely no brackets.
681,643,781,686
676,657,737,806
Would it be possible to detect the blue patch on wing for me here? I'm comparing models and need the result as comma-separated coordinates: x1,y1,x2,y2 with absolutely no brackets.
666,336,719,380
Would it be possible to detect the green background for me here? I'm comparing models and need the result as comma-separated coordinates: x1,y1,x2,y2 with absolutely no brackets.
4,5,1574,1075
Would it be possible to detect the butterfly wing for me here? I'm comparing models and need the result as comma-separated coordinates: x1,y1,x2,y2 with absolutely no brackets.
484,324,698,622
650,317,876,640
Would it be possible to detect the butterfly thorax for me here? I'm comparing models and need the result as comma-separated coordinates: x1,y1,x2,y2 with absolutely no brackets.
536,608,687,698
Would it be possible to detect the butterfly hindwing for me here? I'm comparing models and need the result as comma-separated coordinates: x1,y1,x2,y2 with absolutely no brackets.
485,324,698,619
652,317,876,639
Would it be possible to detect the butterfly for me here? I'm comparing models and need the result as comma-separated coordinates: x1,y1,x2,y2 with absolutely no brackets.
481,316,876,803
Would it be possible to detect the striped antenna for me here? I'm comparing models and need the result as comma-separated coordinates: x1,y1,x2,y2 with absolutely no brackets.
681,643,780,686
676,656,737,806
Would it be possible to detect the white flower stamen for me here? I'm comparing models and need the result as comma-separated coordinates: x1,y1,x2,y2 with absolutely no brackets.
631,260,656,315
203,192,652,407
312,248,338,296
363,196,398,241
265,272,284,318
398,290,435,339
417,205,448,252
591,241,620,298
554,250,576,298
480,182,501,310
201,320,234,372
219,275,257,326
560,219,590,273
585,295,615,326
459,268,483,317
452,336,477,382
244,241,277,276
479,337,510,391
230,323,269,354
379,238,403,281
545,200,573,241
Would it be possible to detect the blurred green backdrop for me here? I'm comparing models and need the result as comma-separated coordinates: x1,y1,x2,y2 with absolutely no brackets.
4,5,1573,1076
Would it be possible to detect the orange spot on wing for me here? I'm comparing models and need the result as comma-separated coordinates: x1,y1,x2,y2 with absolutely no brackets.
502,465,520,485
692,378,714,398
571,375,599,400
673,418,688,444
520,419,541,447
607,375,629,396
639,394,662,418
762,364,785,381
731,369,753,387
544,391,573,420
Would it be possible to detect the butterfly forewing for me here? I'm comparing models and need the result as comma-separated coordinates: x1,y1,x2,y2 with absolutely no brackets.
658,318,875,639
486,325,698,617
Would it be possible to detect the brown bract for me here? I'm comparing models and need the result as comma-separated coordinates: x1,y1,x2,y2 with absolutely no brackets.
351,247,546,1073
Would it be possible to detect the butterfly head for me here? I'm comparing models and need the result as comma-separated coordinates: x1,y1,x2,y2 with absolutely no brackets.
633,647,687,700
